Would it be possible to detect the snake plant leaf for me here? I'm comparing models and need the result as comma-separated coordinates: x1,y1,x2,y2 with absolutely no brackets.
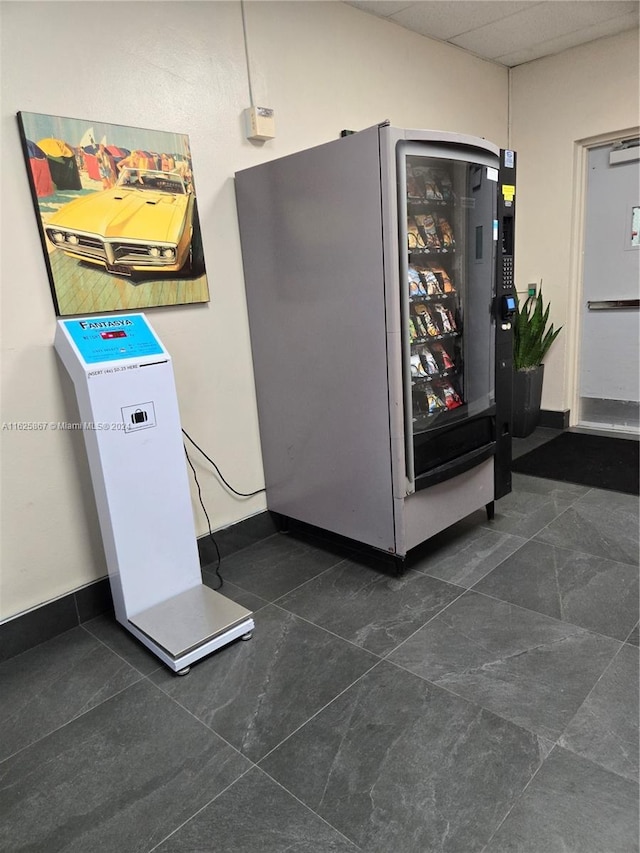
513,288,562,371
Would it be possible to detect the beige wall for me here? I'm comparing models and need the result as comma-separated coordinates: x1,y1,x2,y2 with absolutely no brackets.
510,29,640,413
0,1,508,621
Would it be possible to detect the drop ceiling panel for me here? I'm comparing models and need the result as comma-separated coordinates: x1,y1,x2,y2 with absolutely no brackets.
343,0,640,67
386,1,534,41
495,8,640,65
451,2,639,59
347,1,416,19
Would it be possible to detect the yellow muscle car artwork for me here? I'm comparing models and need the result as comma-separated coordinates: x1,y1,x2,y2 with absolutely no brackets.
44,168,202,277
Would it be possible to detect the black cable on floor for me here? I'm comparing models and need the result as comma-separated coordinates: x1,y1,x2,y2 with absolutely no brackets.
184,445,223,590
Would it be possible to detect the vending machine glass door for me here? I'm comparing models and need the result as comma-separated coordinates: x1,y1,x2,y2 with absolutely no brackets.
398,144,499,489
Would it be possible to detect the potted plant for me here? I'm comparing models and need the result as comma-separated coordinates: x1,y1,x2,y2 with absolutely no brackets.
512,287,563,437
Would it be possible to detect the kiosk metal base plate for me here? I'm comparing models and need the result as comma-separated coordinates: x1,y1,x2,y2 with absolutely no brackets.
129,584,253,659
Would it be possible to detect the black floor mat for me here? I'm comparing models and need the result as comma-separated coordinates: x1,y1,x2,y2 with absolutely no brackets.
512,432,639,495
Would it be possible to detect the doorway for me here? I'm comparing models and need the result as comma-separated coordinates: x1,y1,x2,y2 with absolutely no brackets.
577,139,639,434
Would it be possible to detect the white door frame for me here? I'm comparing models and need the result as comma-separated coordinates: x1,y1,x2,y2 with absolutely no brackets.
566,125,640,427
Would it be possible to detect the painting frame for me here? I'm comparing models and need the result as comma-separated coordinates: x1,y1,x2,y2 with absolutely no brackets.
17,111,210,317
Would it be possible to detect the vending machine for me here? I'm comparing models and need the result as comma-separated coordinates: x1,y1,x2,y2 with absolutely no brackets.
235,123,516,569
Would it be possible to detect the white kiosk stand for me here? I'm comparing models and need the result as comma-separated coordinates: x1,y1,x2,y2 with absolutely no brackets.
55,313,254,673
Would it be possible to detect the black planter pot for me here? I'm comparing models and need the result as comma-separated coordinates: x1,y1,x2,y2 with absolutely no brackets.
512,365,544,438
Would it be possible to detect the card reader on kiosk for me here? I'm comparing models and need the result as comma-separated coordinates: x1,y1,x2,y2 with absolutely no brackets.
54,313,254,673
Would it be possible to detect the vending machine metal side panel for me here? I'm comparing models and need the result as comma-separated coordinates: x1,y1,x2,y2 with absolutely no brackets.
235,126,397,554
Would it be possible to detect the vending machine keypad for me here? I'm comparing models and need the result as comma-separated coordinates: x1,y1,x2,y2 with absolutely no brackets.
503,256,514,290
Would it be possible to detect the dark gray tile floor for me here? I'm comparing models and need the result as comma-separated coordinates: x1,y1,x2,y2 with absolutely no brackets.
1,431,638,853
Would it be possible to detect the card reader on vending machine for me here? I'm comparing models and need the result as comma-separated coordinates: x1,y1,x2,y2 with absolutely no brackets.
54,313,254,673
502,293,517,323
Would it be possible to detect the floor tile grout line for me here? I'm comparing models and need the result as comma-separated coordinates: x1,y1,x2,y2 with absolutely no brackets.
269,576,471,661
390,617,620,690
31,565,628,783
264,578,629,728
379,587,629,739
554,639,639,753
236,616,599,853
0,672,145,767
463,585,635,648
0,621,83,668
466,545,640,642
515,475,594,498
410,536,530,587
140,672,260,763
268,601,387,657
479,743,562,853
72,590,82,627
1,621,149,759
146,763,258,853
255,658,385,767
89,587,615,774
269,557,352,606
212,548,351,606
138,616,382,795
482,498,639,570
212,530,283,563
510,533,640,570
190,482,637,618
94,526,636,671
493,470,607,519
475,504,572,544
148,761,364,853
0,621,158,764
250,767,365,851
384,652,567,747
79,620,164,678
382,624,636,787
273,550,467,602
623,623,639,646
83,622,264,764
377,584,469,662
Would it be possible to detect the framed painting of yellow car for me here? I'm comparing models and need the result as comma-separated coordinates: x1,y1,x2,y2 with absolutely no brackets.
17,111,210,316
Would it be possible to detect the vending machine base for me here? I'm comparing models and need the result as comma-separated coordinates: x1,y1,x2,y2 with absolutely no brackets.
54,313,254,674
